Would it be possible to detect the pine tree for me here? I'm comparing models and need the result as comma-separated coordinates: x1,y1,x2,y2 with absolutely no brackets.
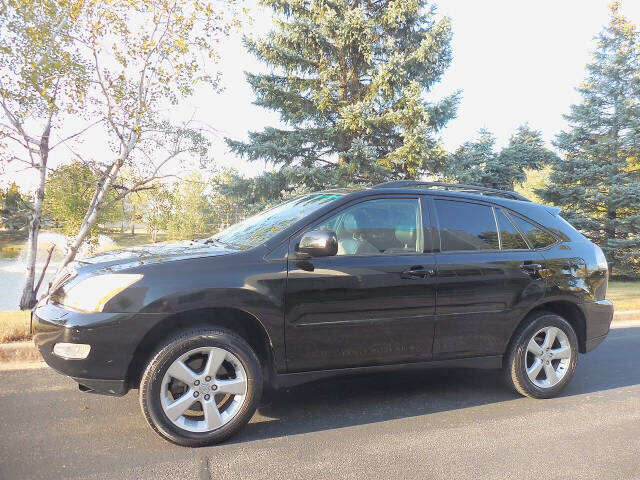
539,2,640,277
446,125,557,190
227,0,459,192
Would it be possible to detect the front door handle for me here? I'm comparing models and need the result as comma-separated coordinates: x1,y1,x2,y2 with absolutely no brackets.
401,266,435,279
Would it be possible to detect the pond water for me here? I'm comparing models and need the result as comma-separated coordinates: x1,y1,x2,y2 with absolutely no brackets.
0,232,116,310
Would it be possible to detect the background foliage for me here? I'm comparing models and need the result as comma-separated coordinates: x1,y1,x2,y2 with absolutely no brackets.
539,2,640,277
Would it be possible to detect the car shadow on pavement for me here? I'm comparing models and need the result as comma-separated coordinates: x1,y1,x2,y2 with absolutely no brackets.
232,327,640,444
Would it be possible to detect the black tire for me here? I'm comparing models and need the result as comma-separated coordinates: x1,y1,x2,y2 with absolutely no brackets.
139,328,262,447
504,311,578,399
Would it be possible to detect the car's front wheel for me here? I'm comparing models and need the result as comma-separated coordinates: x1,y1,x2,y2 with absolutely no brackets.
505,311,578,399
139,328,262,446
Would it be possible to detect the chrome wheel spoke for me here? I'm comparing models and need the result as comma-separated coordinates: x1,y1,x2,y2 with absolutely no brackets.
542,327,558,349
167,360,198,385
203,399,224,430
527,358,543,382
164,393,195,421
216,377,247,396
550,346,571,360
544,363,559,385
527,338,543,357
204,348,227,380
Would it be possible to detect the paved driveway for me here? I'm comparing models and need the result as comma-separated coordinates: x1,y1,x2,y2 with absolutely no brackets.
1,326,639,480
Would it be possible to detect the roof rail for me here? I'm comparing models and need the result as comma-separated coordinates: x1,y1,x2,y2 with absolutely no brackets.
373,180,530,202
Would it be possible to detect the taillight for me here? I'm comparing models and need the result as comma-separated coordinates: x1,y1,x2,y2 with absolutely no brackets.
594,245,608,271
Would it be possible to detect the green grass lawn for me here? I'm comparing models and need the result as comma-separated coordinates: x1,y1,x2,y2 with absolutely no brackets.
0,281,637,344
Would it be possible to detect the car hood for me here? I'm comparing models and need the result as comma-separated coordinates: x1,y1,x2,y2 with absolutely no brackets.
73,240,236,272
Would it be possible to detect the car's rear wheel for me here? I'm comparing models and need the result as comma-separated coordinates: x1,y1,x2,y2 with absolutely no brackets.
504,311,578,399
139,328,262,446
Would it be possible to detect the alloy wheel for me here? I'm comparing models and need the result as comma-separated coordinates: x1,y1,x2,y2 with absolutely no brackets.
525,326,572,389
160,346,248,432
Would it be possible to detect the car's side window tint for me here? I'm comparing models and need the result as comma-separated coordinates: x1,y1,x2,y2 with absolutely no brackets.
314,198,421,255
435,200,499,251
511,215,557,249
495,209,529,250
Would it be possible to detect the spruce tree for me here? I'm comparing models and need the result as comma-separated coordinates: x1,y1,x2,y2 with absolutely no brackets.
539,2,640,277
227,0,459,190
446,125,556,190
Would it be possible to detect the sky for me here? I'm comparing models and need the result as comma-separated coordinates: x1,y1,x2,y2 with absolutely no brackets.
4,0,640,190
197,0,640,176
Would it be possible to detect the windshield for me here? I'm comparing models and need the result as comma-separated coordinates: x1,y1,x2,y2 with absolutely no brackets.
211,193,343,250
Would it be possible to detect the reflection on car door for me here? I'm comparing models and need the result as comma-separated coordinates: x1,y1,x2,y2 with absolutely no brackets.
284,196,438,372
430,198,546,359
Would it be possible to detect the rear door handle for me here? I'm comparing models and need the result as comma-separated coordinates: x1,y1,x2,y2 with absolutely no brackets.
401,266,435,279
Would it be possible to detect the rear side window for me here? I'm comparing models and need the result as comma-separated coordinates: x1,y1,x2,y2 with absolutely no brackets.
495,209,529,250
435,200,499,251
511,215,557,249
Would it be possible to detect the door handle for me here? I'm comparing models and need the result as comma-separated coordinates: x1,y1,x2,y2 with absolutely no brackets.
401,266,435,279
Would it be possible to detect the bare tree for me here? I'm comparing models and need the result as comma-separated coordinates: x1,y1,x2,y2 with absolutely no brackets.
56,0,238,269
0,1,90,308
1,0,240,308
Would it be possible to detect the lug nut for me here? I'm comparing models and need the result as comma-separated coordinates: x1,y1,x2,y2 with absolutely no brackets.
205,376,211,382
204,394,210,400
194,380,200,386
193,391,199,397
211,385,218,391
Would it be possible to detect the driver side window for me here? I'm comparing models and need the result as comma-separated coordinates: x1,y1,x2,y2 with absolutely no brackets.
315,198,421,256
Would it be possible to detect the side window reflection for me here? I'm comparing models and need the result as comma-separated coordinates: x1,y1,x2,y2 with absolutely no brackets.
314,198,421,256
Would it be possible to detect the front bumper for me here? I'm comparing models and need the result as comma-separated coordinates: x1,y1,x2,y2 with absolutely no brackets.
579,299,614,353
32,301,164,396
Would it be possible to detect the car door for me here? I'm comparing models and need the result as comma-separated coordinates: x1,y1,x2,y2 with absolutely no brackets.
429,197,547,360
284,195,437,372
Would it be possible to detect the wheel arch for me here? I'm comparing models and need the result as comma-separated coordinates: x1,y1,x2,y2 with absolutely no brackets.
126,307,276,390
512,300,587,354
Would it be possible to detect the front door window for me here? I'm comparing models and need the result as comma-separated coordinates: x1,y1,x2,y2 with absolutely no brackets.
314,198,421,255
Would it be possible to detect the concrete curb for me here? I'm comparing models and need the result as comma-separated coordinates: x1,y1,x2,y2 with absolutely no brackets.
1,311,637,368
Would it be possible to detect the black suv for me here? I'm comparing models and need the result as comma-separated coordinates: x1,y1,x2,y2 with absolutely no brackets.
32,181,614,446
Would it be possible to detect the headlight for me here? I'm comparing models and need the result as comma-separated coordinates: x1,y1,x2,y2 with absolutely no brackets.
60,273,143,312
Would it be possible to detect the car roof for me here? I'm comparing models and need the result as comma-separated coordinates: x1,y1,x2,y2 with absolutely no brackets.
313,182,561,216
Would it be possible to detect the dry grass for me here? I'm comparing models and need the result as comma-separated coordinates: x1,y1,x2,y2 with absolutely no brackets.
607,280,640,312
0,311,31,343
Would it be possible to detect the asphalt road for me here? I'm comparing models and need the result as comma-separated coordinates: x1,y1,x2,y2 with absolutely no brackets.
1,326,639,480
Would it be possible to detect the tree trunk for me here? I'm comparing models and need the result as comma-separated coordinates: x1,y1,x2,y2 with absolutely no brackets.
19,127,50,309
120,200,125,233
152,228,157,243
59,137,136,269
130,206,135,236
19,203,41,309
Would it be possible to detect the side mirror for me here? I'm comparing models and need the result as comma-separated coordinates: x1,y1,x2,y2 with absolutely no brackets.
298,230,338,257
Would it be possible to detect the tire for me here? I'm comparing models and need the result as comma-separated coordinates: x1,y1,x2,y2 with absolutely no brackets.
504,311,578,399
139,328,262,446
